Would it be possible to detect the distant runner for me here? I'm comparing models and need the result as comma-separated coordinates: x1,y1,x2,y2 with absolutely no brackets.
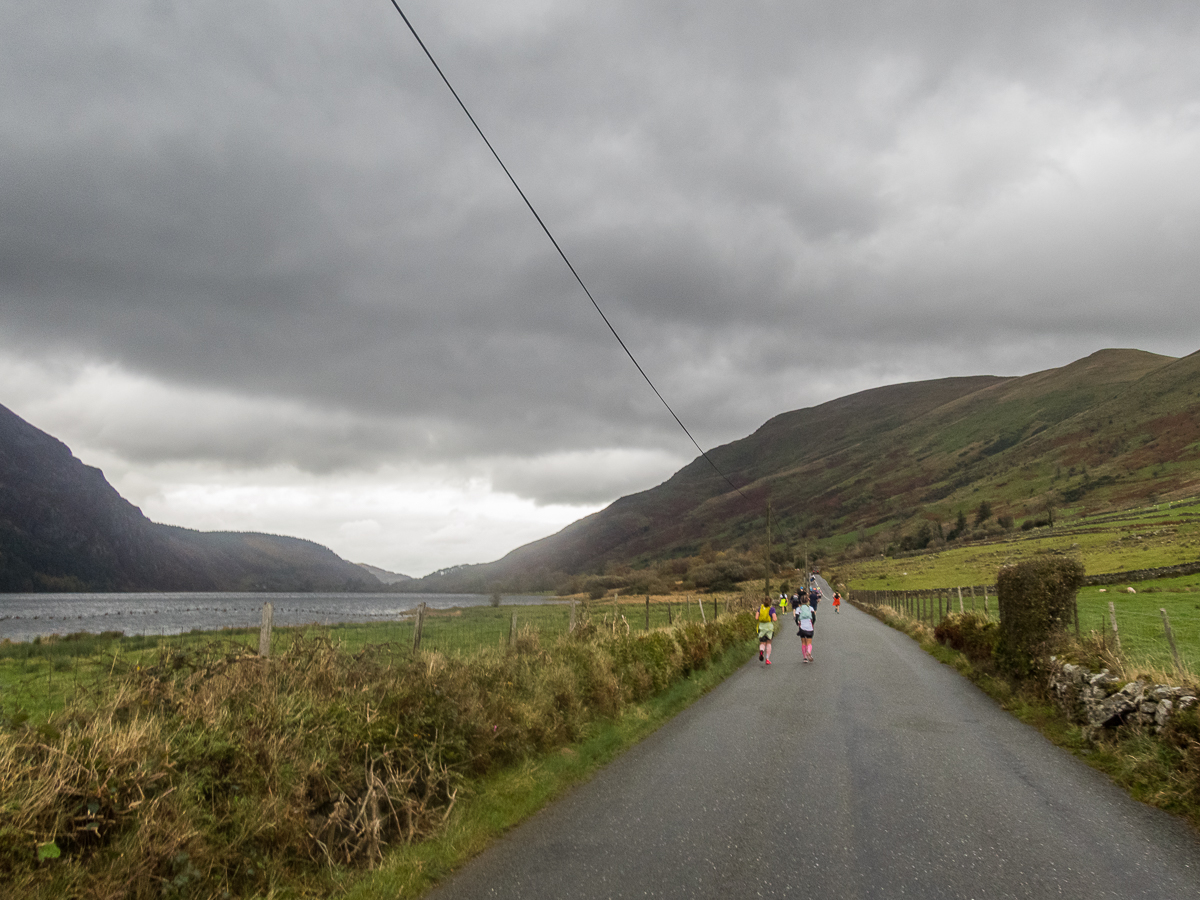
833,592,841,614
756,596,777,665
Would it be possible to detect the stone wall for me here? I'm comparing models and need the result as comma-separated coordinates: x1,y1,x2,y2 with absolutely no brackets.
1081,559,1200,586
1048,657,1197,737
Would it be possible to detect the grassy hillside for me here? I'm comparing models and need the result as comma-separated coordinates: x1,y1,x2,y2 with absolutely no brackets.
417,348,1199,592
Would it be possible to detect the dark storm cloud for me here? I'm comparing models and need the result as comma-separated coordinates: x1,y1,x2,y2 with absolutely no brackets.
4,0,1200,499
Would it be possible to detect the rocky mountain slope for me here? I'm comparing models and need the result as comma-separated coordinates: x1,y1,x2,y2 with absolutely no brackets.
0,403,380,592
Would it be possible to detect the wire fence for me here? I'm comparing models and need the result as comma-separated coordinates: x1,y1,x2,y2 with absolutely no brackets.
849,586,999,626
848,585,1200,678
0,595,740,724
1076,600,1200,674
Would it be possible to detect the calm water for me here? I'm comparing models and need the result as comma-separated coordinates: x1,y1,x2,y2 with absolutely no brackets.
0,592,559,644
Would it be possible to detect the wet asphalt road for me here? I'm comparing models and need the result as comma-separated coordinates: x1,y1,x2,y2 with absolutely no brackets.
426,587,1200,899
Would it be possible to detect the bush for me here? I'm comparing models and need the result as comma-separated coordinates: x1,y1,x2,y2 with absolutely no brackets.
934,612,1000,661
0,615,757,895
995,556,1084,678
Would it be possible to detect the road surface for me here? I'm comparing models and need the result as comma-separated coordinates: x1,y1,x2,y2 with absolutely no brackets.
427,583,1199,899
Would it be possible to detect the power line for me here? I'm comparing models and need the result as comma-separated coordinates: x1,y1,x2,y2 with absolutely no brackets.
386,1,750,503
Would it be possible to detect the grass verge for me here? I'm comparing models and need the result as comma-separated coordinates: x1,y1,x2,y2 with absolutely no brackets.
1,609,755,899
341,637,753,899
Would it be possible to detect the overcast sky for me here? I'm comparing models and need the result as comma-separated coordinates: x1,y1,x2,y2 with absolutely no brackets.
4,1,1200,576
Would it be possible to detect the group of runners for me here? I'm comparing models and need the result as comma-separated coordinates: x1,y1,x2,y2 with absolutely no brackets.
756,574,841,665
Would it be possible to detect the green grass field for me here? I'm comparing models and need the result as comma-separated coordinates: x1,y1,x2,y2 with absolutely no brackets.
1076,583,1200,675
839,498,1200,592
835,499,1200,678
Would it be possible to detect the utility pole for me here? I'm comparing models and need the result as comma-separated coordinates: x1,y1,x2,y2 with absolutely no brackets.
764,499,772,598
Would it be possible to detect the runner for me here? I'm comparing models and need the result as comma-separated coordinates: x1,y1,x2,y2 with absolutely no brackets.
833,592,842,614
796,593,815,661
756,595,777,665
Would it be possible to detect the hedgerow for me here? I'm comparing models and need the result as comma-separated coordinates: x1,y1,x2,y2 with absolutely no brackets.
1,613,754,899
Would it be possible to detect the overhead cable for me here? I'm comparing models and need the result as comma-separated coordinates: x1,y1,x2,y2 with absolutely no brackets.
386,1,750,502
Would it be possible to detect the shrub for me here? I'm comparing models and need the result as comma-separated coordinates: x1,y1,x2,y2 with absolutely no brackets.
934,612,1000,661
995,556,1084,678
0,614,756,895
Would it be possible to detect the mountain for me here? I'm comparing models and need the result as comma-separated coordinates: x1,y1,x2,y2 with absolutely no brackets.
0,403,381,592
410,348,1200,591
356,563,413,584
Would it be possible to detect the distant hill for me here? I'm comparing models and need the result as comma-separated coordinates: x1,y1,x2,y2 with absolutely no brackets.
355,563,413,584
411,348,1200,592
0,403,381,592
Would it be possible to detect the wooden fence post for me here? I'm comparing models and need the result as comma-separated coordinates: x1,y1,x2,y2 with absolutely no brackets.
983,586,989,618
510,611,518,647
1160,608,1184,674
957,586,964,614
259,601,273,658
698,595,707,624
1108,601,1121,653
412,602,426,653
713,596,718,621
570,598,576,633
646,595,651,631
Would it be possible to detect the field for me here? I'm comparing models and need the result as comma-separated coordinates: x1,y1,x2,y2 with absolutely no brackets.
1076,582,1200,675
838,498,1200,591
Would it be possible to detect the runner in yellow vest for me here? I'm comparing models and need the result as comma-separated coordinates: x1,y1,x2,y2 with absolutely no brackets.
756,596,777,665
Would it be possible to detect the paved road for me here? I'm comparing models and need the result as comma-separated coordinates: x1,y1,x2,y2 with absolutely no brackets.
427,586,1199,899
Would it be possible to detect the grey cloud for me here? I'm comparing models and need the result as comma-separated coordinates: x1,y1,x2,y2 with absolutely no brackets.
4,0,1200,495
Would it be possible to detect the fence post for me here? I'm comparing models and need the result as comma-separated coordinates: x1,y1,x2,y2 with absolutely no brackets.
698,595,707,624
259,601,273,658
1160,608,1184,675
958,586,964,614
1108,601,1121,653
570,598,576,633
510,611,518,647
412,602,426,652
646,595,651,631
983,586,989,618
713,596,718,621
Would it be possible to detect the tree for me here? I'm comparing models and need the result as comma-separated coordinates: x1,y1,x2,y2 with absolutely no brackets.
1043,491,1058,527
974,500,993,526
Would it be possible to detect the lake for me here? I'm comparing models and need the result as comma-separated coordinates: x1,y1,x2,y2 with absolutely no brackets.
0,592,560,644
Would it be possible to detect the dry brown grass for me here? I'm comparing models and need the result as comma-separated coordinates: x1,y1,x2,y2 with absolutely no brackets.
1,615,755,898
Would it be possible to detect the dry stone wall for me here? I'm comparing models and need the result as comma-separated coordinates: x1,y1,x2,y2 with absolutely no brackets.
1081,559,1200,586
1048,657,1197,737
